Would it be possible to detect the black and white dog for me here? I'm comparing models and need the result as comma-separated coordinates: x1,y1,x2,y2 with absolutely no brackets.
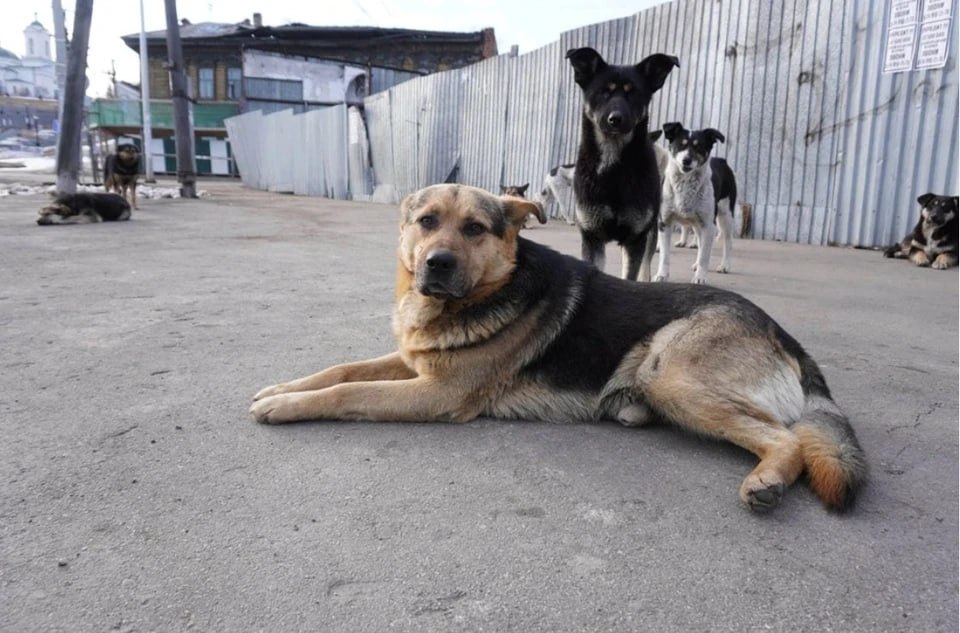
883,193,958,269
566,47,679,281
655,122,737,284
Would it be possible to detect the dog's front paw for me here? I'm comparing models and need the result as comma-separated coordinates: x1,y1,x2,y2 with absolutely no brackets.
716,263,730,273
253,383,287,401
250,393,304,424
691,273,707,284
931,254,956,270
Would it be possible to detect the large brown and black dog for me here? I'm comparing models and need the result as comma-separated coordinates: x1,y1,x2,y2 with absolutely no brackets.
104,142,141,209
251,184,866,513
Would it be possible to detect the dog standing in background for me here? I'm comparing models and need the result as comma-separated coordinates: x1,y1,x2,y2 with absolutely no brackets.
104,142,142,209
883,193,958,269
499,184,529,198
538,163,577,225
566,47,679,281
656,122,737,284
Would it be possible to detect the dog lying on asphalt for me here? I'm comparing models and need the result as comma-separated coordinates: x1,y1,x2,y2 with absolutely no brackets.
37,192,131,225
655,122,737,284
567,47,679,281
104,142,142,209
883,193,958,269
251,183,866,513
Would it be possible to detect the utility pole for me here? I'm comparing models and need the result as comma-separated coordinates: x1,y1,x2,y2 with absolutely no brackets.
163,0,196,198
55,0,93,194
51,0,68,120
139,0,155,182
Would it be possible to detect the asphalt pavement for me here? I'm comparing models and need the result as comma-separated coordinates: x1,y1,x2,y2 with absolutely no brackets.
1,177,957,632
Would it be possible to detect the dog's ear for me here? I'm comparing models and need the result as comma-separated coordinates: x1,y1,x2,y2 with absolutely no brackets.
499,185,509,194
917,193,936,207
662,122,684,140
636,54,679,92
518,183,529,196
705,129,726,144
566,48,607,86
648,129,663,142
399,191,423,225
503,197,546,226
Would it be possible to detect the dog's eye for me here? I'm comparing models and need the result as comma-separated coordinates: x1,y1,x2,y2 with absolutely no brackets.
418,215,438,230
623,82,632,93
462,222,486,237
607,82,617,93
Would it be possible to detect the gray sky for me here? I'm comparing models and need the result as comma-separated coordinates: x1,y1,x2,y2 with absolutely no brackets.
3,0,666,97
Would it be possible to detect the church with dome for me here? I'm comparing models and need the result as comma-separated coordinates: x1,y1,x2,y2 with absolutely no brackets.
0,18,57,99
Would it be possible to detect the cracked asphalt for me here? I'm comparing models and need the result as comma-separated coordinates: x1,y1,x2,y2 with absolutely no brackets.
1,176,957,632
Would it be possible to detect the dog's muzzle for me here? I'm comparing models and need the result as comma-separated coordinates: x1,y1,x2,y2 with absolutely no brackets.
417,250,467,299
601,109,635,136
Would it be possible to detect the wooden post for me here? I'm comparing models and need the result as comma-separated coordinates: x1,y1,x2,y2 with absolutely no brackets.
54,0,93,194
163,0,197,198
139,0,155,182
740,203,753,238
87,126,99,184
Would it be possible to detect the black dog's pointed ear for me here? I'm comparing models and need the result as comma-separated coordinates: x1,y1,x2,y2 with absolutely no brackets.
566,47,607,86
518,183,529,195
706,128,726,144
648,129,663,142
662,122,684,140
637,54,679,92
917,193,936,207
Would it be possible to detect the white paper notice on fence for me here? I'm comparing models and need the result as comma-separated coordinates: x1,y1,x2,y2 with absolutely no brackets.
883,0,954,72
884,24,918,73
915,18,952,68
922,0,953,22
890,0,920,27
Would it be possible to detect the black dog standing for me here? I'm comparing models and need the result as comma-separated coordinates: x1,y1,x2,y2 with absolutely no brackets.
566,47,679,281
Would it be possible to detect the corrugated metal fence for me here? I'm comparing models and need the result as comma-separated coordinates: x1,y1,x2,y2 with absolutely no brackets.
227,0,958,247
225,105,371,199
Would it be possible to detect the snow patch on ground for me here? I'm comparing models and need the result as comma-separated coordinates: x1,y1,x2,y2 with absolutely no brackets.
0,182,210,198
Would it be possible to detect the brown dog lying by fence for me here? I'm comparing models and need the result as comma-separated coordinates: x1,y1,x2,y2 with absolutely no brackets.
250,184,866,513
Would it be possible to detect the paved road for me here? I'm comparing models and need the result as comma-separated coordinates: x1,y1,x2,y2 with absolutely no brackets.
1,179,957,632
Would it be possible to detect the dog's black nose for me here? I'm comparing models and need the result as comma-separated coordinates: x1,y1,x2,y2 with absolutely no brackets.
607,111,624,127
425,251,457,273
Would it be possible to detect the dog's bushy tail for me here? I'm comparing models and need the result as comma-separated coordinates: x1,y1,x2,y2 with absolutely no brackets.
792,355,867,511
